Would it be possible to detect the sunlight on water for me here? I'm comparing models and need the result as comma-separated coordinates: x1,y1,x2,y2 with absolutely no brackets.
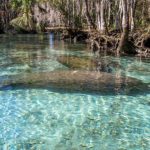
0,34,149,150
0,89,150,149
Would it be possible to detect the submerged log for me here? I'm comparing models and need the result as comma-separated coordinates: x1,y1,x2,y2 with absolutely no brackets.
1,71,149,94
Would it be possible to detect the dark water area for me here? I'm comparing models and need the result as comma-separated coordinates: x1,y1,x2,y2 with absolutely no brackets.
0,34,149,149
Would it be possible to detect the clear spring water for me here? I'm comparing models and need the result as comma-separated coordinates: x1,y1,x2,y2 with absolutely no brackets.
0,34,150,150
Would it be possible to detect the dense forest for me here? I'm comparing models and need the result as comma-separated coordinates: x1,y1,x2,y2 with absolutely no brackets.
0,0,150,56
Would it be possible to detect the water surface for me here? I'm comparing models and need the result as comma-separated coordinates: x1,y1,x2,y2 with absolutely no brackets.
0,34,150,150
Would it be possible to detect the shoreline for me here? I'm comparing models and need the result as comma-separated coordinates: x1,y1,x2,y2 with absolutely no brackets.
1,29,150,58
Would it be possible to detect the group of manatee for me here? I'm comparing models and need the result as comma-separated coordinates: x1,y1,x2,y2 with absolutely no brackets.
0,55,149,94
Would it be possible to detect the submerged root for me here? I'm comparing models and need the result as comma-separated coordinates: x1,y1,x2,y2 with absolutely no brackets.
90,30,150,57
90,32,119,55
134,32,150,57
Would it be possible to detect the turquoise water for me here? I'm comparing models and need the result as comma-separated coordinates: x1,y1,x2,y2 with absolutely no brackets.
0,34,150,150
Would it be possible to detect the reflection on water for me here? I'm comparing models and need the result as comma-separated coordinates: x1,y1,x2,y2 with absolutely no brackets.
0,34,150,149
0,34,91,75
49,32,54,49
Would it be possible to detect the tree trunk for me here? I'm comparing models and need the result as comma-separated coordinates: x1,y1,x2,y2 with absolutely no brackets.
96,0,101,31
129,0,136,31
0,0,15,33
84,0,96,31
100,0,106,33
117,0,136,55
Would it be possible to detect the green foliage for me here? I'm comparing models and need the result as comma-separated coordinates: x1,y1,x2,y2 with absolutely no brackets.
7,0,150,32
10,0,36,31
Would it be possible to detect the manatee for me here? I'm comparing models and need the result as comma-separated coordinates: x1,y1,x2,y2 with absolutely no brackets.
57,56,96,70
15,44,47,50
1,71,149,94
57,56,113,73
